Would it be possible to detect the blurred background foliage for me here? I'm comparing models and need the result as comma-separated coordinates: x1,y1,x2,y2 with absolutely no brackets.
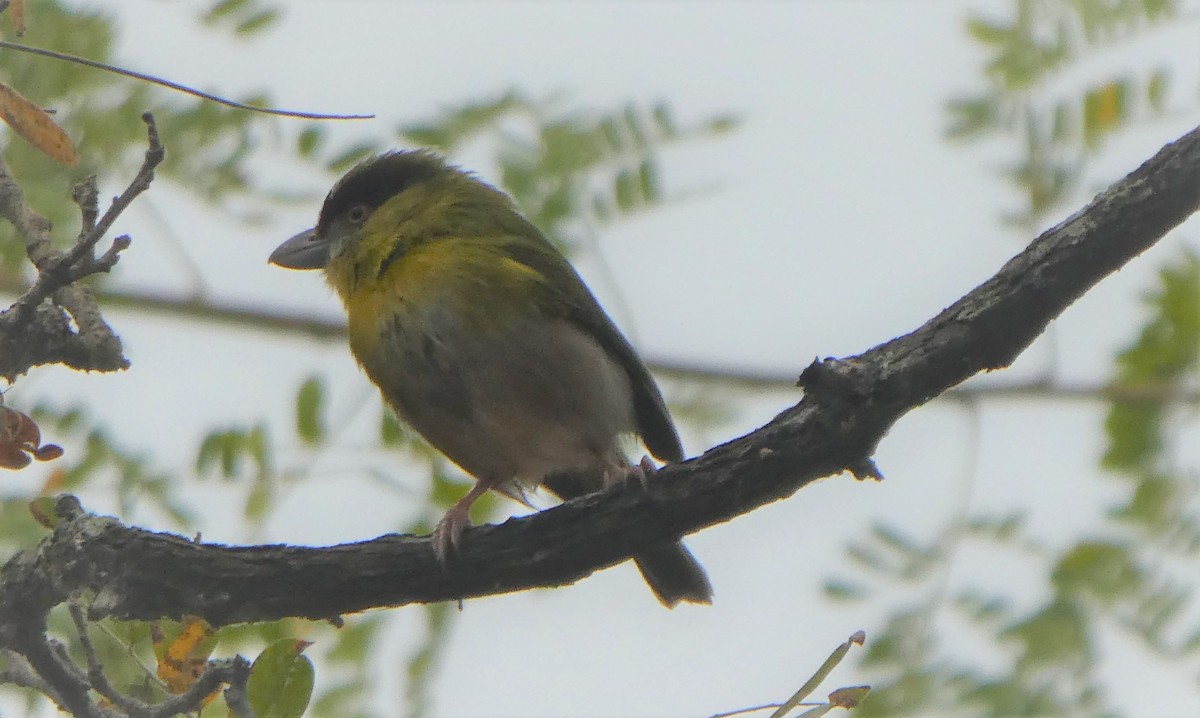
0,0,1197,716
830,2,1200,716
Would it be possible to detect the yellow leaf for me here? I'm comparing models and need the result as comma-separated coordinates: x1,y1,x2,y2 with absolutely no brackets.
1093,82,1122,129
153,617,218,695
0,81,78,165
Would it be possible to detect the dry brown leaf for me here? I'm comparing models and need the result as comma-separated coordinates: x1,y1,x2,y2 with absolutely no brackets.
0,81,78,165
11,0,27,36
0,407,64,470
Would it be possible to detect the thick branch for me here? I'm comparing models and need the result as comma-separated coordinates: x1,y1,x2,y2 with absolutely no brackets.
1,124,1195,626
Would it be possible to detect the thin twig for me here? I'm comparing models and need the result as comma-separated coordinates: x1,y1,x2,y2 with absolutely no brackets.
68,600,151,716
150,657,252,718
708,703,785,718
0,112,163,377
71,177,99,236
74,112,164,263
0,40,373,120
11,624,103,718
68,599,251,718
0,648,66,707
221,657,257,718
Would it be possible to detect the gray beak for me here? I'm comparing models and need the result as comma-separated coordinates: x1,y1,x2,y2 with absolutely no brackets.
269,228,331,270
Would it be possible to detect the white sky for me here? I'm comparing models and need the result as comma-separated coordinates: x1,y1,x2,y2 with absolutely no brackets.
6,1,1200,716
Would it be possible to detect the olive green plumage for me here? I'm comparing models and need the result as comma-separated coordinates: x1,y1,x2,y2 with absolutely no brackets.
270,150,711,607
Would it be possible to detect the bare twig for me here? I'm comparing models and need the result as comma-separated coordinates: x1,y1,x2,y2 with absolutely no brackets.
149,656,251,718
0,648,66,707
14,113,163,315
708,703,784,718
4,621,104,718
66,597,254,718
0,40,373,120
0,112,165,379
71,178,99,237
221,657,256,718
68,601,150,716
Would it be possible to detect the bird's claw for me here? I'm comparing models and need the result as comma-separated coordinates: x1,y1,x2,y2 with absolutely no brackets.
431,506,471,564
624,455,658,491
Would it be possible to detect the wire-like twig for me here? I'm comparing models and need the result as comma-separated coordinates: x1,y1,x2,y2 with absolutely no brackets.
0,40,373,120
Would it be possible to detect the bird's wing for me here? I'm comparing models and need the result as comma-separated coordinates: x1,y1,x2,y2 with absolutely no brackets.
497,233,684,463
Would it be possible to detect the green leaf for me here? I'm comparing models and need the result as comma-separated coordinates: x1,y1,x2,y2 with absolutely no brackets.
326,615,383,664
1111,474,1176,526
328,143,379,173
295,377,325,445
965,15,1013,45
236,9,279,35
614,168,637,211
823,580,866,601
248,639,315,718
1103,252,1200,470
247,425,269,471
1142,0,1178,21
296,126,323,158
202,0,250,24
622,103,648,149
380,409,406,447
28,497,59,529
1050,542,1140,601
195,431,224,475
1000,598,1091,668
704,114,740,134
638,158,660,203
954,590,1012,624
944,96,998,139
651,101,677,138
1147,70,1169,112
244,478,272,522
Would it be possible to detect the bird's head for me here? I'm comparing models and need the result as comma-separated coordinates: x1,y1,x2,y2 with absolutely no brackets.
269,150,458,269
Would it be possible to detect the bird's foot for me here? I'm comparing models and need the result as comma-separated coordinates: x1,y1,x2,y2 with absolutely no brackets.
431,505,472,564
623,455,658,491
430,479,495,563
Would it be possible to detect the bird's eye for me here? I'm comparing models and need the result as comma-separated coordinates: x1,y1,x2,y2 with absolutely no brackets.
346,205,369,224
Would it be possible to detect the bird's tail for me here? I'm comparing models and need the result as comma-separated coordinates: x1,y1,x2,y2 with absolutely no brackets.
634,540,713,608
543,466,712,608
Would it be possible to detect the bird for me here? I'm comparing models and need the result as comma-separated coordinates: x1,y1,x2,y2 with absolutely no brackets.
269,150,712,607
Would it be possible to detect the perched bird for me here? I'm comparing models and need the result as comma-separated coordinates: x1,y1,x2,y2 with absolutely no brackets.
269,150,711,607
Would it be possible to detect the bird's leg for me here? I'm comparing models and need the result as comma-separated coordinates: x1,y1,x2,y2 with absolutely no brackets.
431,478,496,563
627,455,658,490
602,455,658,491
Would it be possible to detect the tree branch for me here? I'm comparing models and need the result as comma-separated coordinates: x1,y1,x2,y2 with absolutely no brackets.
0,112,164,380
0,125,1195,629
3,277,1194,404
